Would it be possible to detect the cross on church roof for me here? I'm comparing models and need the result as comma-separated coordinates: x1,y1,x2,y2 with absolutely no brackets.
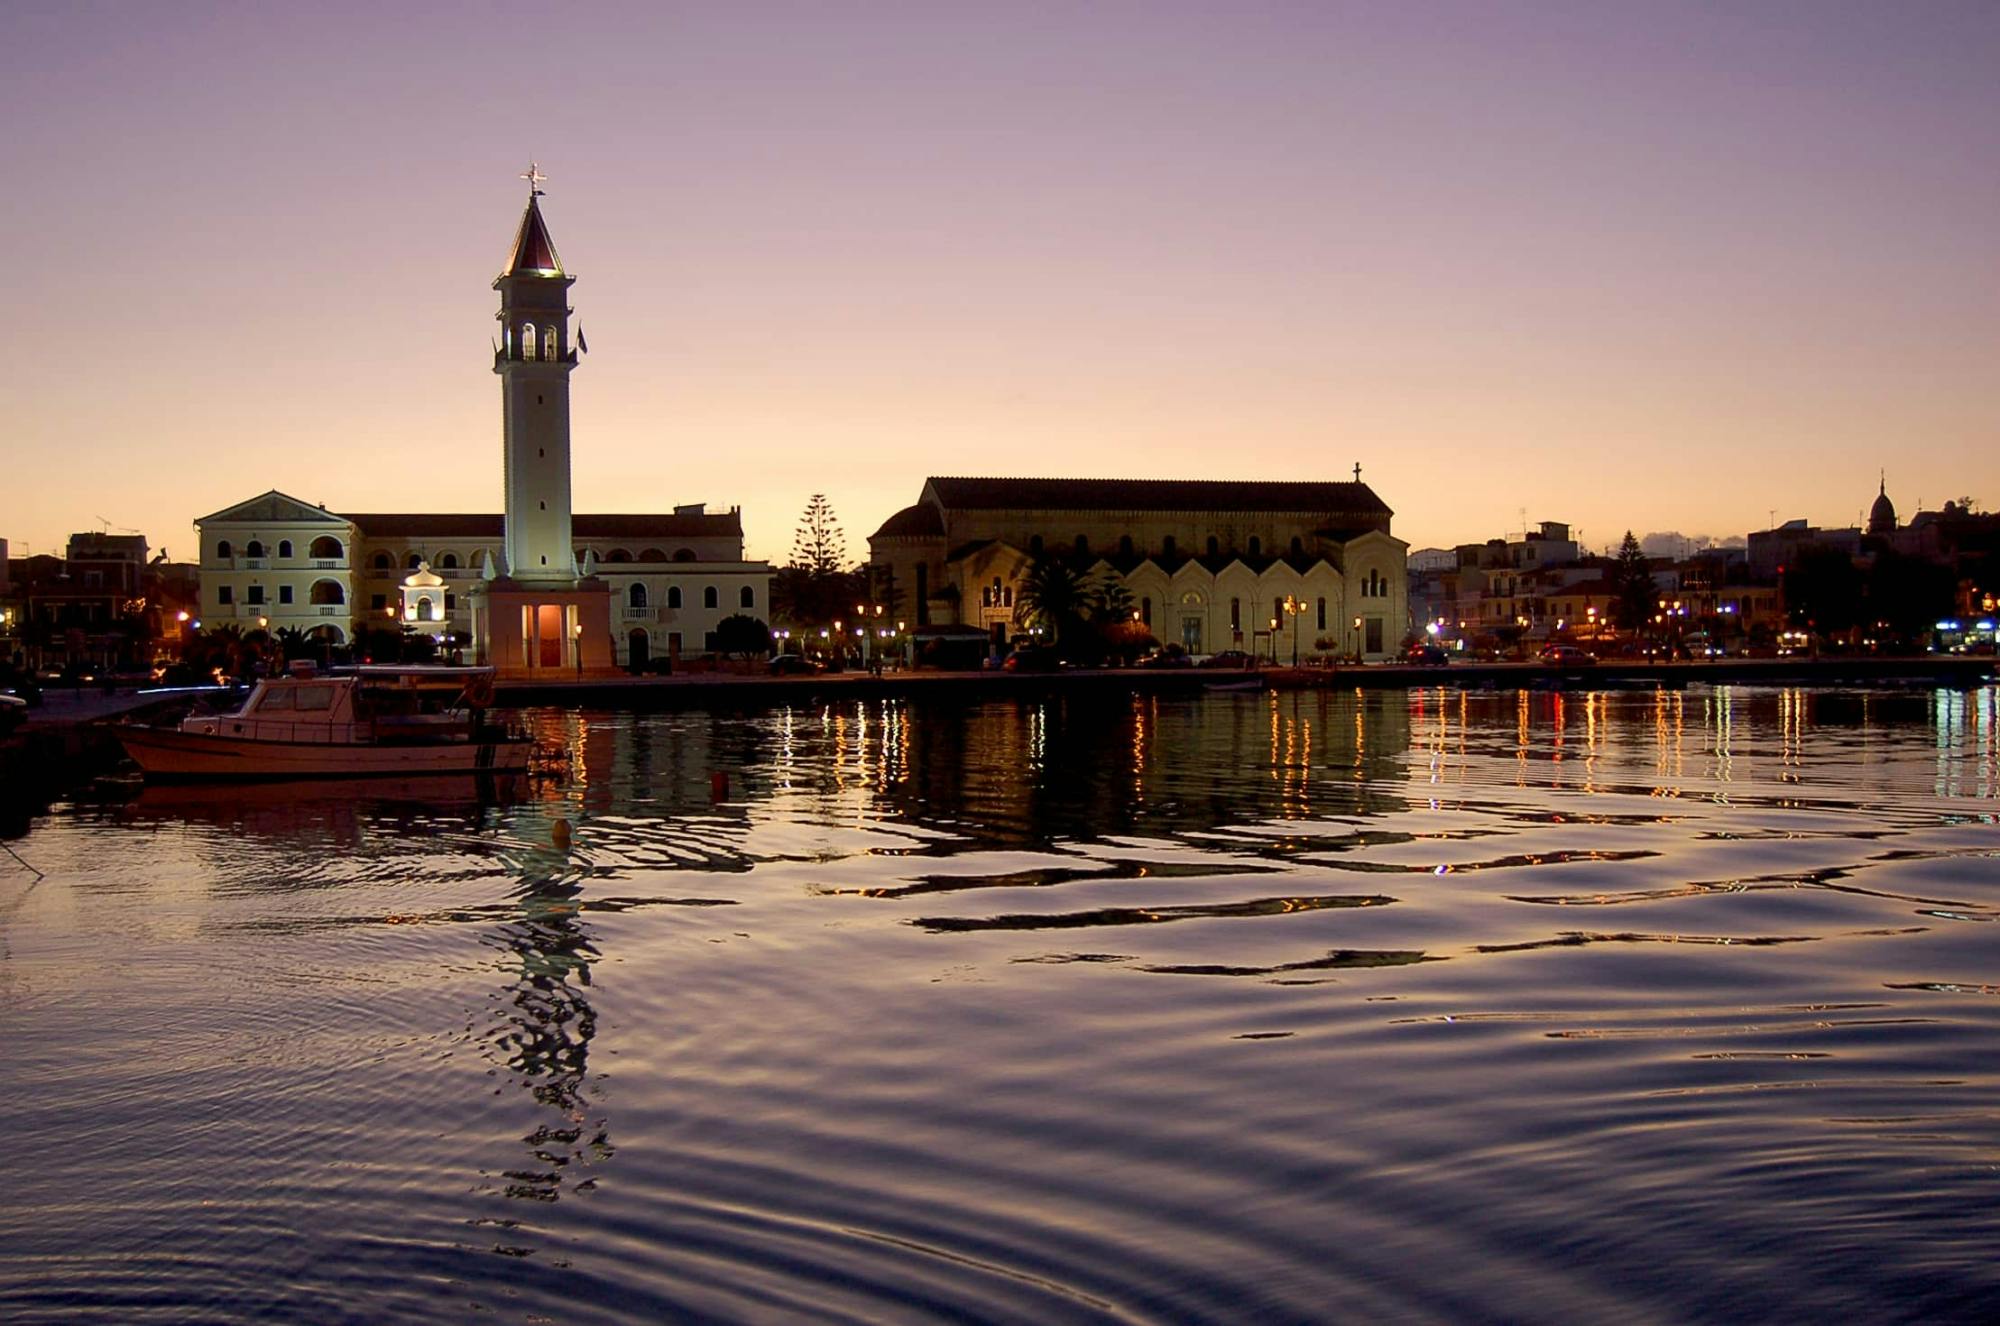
1353,462,1362,482
520,161,547,196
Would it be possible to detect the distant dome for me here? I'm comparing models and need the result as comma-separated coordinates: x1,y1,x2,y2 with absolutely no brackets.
1868,479,1897,535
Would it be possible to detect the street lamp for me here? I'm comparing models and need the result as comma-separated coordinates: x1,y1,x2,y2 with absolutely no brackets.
1278,594,1305,665
1353,615,1363,662
573,621,583,679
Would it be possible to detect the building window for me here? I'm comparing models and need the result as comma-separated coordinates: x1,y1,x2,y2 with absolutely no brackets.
216,540,233,560
1248,536,1262,558
1208,536,1220,558
606,548,632,563
667,586,682,609
1162,535,1176,561
407,553,423,570
247,584,265,605
1291,536,1304,558
1141,596,1152,627
370,594,387,610
543,327,557,360
740,586,754,608
310,580,344,606
1028,535,1043,557
703,586,718,609
916,563,930,624
372,552,390,571
522,322,537,360
277,540,293,559
1119,534,1134,558
1230,597,1241,631
629,582,648,609
1075,534,1090,557
668,632,682,654
438,552,458,570
245,540,265,558
217,585,233,605
1316,596,1326,630
640,548,667,563
280,585,294,605
673,548,696,562
444,593,456,611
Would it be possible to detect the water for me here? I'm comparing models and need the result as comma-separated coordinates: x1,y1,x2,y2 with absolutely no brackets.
2,684,1996,1323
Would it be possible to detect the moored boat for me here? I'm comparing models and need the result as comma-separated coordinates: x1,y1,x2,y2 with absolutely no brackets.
116,665,533,780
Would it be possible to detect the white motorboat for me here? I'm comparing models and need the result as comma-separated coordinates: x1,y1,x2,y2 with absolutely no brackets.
116,665,533,780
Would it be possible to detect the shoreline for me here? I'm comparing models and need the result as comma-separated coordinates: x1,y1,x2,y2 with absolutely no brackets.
491,654,1995,707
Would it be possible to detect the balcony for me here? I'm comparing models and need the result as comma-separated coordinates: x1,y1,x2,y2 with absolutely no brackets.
319,605,344,617
242,558,268,570
314,558,346,570
620,606,658,623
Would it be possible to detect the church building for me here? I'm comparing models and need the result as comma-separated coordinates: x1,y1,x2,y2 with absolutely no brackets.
869,476,1409,659
194,174,771,673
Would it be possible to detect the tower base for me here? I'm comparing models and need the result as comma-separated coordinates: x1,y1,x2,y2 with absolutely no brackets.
470,578,620,679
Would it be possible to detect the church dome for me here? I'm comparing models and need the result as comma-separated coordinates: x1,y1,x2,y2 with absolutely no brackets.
1868,478,1896,535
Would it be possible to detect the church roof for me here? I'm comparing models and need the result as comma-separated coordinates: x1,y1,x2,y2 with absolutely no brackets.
871,503,946,539
921,476,1392,516
503,194,564,276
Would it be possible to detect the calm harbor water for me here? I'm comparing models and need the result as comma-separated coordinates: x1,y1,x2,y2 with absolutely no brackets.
2,684,1997,1323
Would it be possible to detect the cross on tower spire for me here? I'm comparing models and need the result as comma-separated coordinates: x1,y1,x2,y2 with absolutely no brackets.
520,161,547,196
1353,462,1363,483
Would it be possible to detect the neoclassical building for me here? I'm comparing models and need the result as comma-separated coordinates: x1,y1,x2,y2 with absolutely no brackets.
194,495,764,667
869,476,1409,659
195,175,769,671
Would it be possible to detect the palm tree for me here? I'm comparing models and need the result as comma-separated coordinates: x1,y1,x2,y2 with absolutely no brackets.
1092,574,1135,624
1015,555,1090,648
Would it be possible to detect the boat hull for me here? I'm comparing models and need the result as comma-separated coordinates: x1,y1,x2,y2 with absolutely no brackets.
116,725,534,781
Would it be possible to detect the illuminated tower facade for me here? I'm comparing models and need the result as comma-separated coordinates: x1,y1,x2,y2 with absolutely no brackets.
495,178,578,583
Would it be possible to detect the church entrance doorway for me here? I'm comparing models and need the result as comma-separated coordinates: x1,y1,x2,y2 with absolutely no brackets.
1181,617,1203,653
628,628,649,671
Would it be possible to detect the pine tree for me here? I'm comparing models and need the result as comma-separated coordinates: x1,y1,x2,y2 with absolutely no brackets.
790,494,847,578
1612,531,1654,632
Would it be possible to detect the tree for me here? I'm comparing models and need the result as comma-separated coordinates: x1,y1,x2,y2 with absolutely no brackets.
1781,544,1863,641
1864,550,1955,644
1611,531,1654,631
791,494,847,578
1092,573,1135,624
1016,555,1090,649
774,495,862,629
712,614,773,658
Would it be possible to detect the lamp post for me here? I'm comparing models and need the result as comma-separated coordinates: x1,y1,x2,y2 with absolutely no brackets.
1352,615,1363,662
573,621,583,679
1279,594,1304,665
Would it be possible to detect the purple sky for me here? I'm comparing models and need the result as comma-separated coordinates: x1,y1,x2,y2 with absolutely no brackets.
3,1,1995,564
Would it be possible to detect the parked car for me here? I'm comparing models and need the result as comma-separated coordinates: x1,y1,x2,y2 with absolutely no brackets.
1002,645,1061,672
1404,643,1449,666
1138,648,1193,669
1198,650,1256,670
1539,644,1597,666
768,654,824,676
0,692,27,734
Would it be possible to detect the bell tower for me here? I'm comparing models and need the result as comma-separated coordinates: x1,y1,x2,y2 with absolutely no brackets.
472,165,614,678
494,164,578,584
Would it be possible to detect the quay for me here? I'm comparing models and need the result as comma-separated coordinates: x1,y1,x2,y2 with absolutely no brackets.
492,654,1996,707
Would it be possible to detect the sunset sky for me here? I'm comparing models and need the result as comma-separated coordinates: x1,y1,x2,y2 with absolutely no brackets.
3,1,1994,565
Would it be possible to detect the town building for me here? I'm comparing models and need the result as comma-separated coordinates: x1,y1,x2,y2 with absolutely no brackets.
3,533,198,673
194,175,770,672
868,476,1408,659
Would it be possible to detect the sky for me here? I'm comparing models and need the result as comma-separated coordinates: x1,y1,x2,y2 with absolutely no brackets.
2,1,1995,565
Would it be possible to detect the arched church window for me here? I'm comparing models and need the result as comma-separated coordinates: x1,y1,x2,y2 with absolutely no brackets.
639,548,667,563
408,553,424,570
1207,535,1220,558
438,552,458,569
1161,535,1176,561
277,540,293,559
372,552,390,571
1290,536,1304,559
521,323,537,360
667,586,683,609
308,536,341,560
1317,597,1327,630
606,549,632,563
1118,534,1133,558
1248,536,1262,559
672,548,697,563
703,586,719,609
543,327,558,360
245,540,265,558
309,579,345,606
740,586,754,608
216,540,233,560
629,582,648,609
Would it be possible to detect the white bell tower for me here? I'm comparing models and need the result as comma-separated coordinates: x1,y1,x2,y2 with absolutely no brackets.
494,164,578,585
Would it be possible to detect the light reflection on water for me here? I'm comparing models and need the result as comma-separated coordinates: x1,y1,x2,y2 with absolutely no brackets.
1,683,1997,1323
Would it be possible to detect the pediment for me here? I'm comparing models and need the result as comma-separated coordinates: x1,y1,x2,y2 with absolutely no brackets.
196,489,350,527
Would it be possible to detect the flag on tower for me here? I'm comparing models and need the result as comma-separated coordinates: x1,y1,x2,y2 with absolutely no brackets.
577,326,589,354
